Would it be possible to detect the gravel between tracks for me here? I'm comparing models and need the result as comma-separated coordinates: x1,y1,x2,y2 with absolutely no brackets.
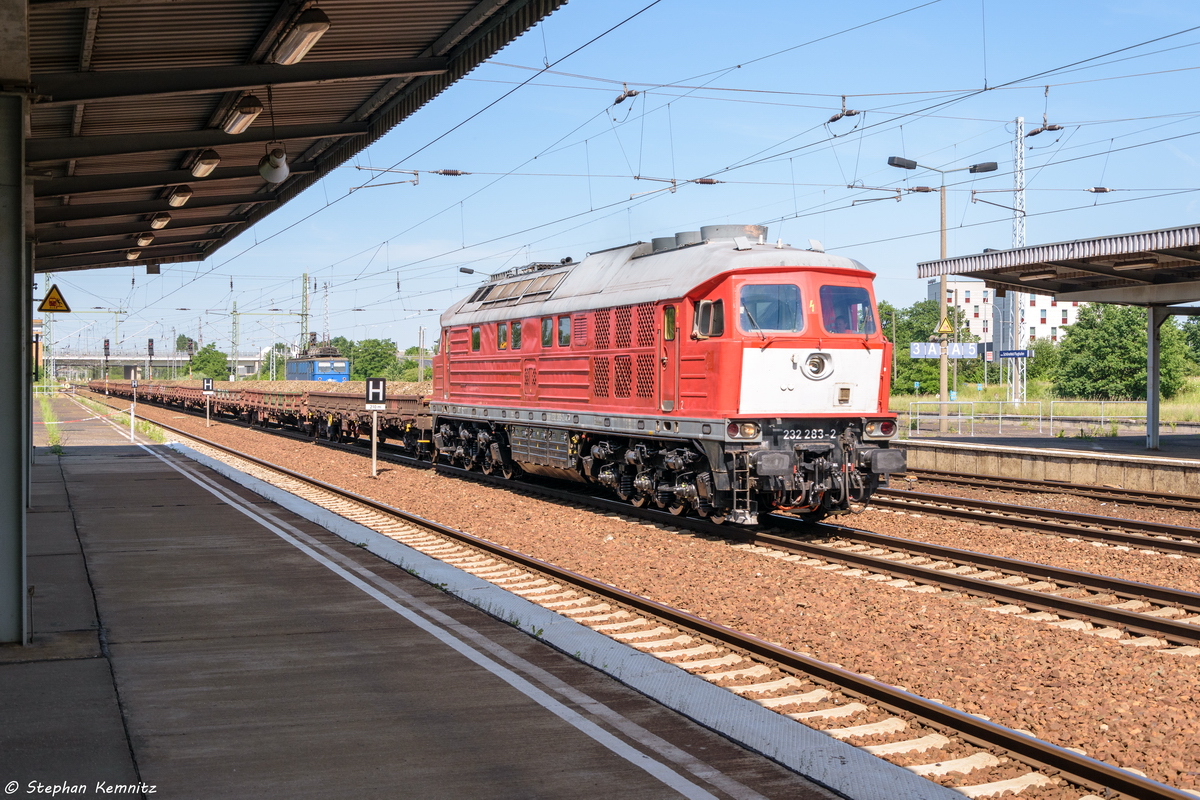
125,402,1200,792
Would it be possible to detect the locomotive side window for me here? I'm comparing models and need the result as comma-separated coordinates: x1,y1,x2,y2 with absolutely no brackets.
819,285,877,334
693,299,725,338
541,318,553,347
511,321,522,350
497,323,508,350
471,326,481,351
557,316,571,347
739,284,802,333
663,306,676,341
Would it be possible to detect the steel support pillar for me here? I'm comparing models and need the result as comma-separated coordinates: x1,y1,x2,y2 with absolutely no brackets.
0,0,30,644
1146,307,1169,450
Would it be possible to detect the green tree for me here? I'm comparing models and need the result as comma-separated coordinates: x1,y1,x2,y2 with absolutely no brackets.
1179,317,1200,368
1026,337,1060,381
1054,305,1188,399
175,334,196,353
190,344,230,380
351,338,399,379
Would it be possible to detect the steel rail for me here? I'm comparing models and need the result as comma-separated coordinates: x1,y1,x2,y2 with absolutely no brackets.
792,525,1200,616
756,524,1200,644
889,470,1200,511
140,418,1193,800
871,492,1200,557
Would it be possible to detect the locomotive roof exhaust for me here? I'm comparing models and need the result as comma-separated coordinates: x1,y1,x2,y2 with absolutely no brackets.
650,225,768,254
699,224,766,241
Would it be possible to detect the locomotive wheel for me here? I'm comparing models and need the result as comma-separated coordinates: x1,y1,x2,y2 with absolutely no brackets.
667,500,687,516
696,504,727,525
501,463,518,480
629,494,650,508
480,459,495,476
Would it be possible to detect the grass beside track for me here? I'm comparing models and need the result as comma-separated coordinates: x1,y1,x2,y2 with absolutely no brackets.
72,394,167,444
36,394,63,454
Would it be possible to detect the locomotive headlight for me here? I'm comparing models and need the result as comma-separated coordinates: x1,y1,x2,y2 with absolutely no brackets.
802,352,833,380
864,420,898,438
726,422,761,439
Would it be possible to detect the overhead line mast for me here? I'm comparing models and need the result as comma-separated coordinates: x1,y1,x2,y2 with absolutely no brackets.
1012,116,1027,403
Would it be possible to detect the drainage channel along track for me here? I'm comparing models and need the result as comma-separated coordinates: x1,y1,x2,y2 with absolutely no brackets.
889,471,1200,513
871,491,1200,557
761,520,1200,651
141,419,1190,800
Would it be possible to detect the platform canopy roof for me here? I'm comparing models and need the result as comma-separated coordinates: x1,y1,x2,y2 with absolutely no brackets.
26,0,564,274
917,224,1200,306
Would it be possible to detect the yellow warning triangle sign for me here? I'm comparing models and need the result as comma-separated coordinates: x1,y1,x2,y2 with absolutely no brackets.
38,284,71,313
936,316,953,334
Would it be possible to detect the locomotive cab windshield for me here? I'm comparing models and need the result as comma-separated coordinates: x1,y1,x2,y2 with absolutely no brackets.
820,285,877,335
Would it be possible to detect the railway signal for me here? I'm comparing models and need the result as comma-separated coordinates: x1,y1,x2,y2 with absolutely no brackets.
103,339,110,357
148,338,154,357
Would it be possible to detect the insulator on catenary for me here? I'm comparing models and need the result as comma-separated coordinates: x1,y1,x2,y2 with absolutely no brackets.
431,170,470,176
1086,187,1112,193
691,178,722,185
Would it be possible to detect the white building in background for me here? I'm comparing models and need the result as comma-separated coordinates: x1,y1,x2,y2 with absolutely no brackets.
926,278,1086,347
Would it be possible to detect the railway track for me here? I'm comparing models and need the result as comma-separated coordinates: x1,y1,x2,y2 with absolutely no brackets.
871,490,1200,557
889,470,1200,513
81,394,1198,800
86,389,1200,647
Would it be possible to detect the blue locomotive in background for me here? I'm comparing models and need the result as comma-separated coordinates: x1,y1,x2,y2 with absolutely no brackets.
285,338,350,382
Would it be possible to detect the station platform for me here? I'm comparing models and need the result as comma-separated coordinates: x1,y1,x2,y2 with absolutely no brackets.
3,395,951,800
899,433,1200,494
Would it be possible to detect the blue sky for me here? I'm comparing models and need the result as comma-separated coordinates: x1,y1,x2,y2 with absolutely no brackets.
45,0,1200,358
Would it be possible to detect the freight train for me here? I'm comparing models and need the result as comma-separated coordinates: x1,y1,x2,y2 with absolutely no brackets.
92,223,903,525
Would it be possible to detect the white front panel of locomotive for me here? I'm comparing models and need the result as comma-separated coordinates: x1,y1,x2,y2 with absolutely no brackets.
738,347,883,414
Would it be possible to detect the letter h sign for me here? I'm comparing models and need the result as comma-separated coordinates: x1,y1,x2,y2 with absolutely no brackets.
366,378,386,410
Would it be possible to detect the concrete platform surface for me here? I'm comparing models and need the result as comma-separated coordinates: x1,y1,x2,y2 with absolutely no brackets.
3,395,849,800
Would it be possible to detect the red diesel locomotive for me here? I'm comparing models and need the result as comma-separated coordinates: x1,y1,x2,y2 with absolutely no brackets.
432,224,904,524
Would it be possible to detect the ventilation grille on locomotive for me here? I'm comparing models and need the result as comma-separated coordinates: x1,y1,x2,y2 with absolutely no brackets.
594,310,611,349
614,355,633,398
636,354,655,398
593,356,611,398
636,303,655,347
615,306,633,349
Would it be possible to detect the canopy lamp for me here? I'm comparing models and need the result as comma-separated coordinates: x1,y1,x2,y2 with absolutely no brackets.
272,8,331,65
167,185,192,207
191,149,221,177
135,233,155,247
258,146,289,183
149,212,171,229
223,95,263,134
1112,259,1158,272
126,250,141,260
1018,270,1057,281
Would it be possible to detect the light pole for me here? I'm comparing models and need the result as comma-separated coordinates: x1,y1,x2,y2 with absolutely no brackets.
887,156,997,431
